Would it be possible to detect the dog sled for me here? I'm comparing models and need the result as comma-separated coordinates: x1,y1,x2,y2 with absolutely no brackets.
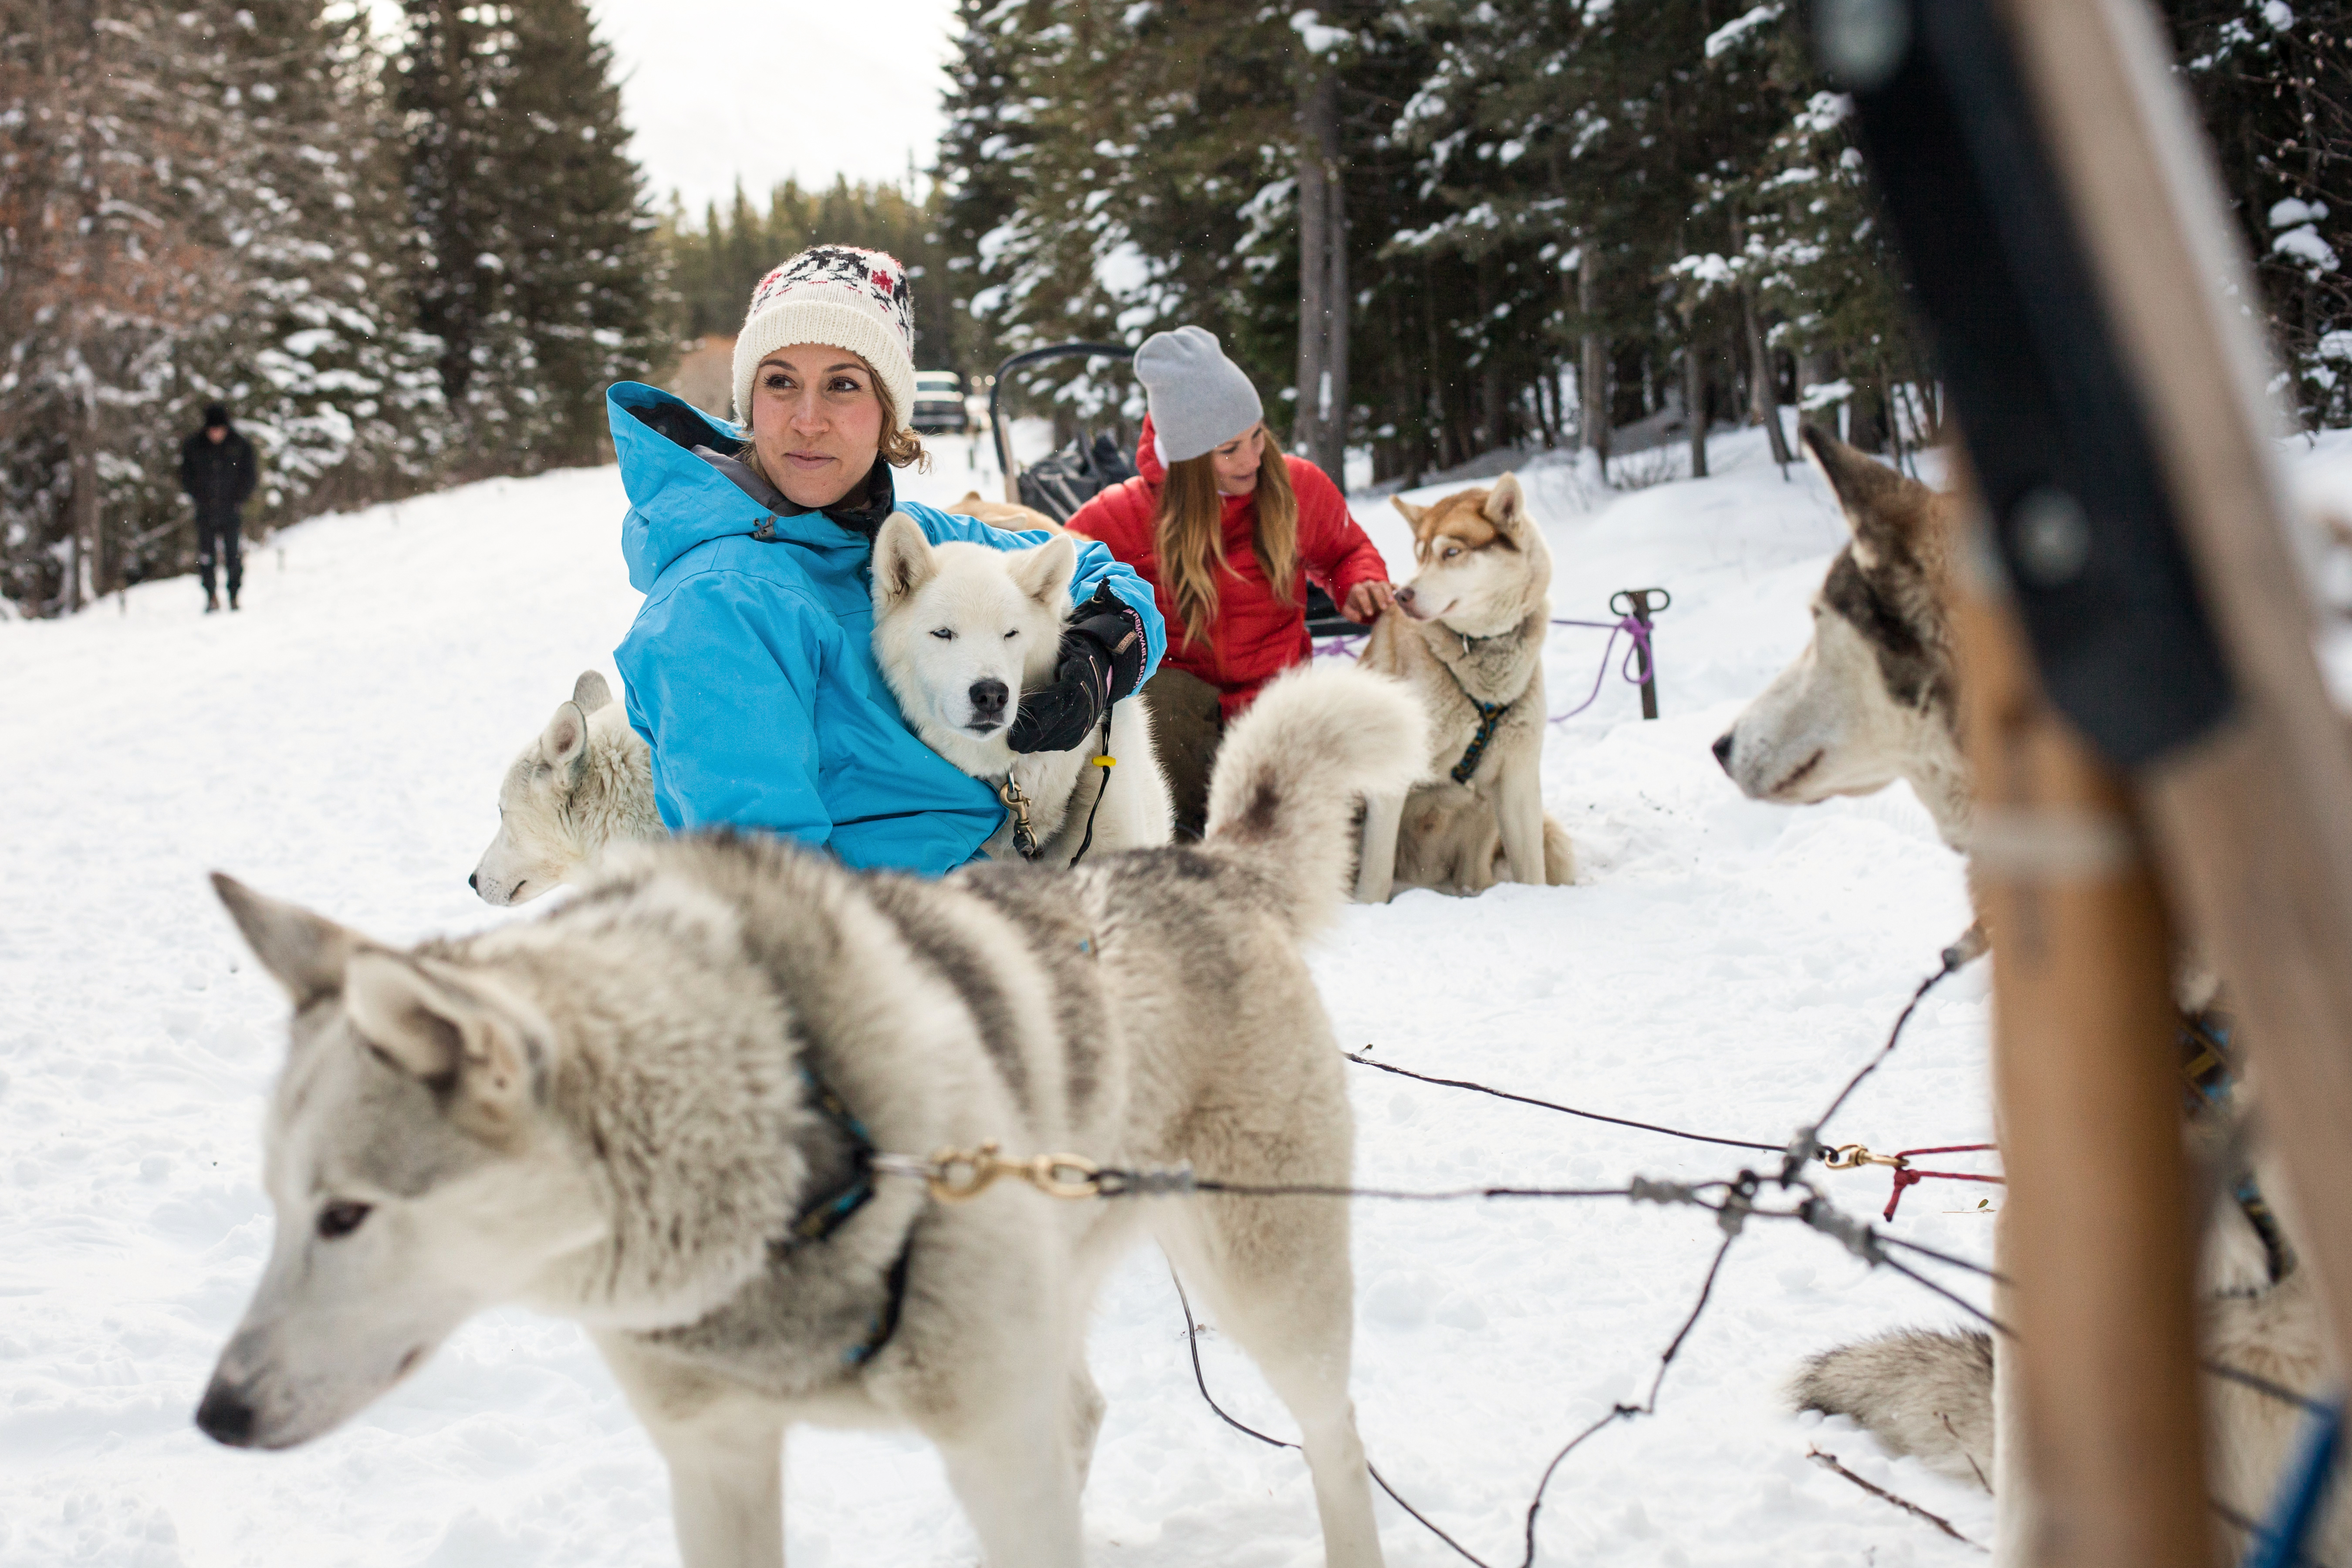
986,341,1355,639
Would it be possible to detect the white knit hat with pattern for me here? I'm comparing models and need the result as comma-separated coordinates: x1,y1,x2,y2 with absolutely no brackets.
732,246,918,433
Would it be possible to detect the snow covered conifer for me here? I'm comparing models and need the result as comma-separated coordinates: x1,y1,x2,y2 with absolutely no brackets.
394,0,659,472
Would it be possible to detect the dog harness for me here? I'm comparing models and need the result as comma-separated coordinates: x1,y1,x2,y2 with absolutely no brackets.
779,1067,915,1366
1434,657,1514,785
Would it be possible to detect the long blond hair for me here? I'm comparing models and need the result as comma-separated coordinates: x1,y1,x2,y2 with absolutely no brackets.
1154,427,1299,653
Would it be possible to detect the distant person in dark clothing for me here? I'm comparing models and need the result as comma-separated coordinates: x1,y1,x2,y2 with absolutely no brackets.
180,403,255,612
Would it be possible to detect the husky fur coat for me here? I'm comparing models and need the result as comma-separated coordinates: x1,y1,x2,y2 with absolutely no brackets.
609,382,1165,875
1064,416,1388,722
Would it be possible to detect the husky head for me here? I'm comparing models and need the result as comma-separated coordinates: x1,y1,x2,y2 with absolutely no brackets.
870,510,1076,772
1713,428,1970,849
1389,473,1553,638
472,671,614,906
196,865,815,1452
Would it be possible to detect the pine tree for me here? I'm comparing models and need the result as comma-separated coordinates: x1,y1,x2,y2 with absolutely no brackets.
0,0,216,609
393,0,660,473
0,0,447,612
2168,0,2352,426
174,0,450,529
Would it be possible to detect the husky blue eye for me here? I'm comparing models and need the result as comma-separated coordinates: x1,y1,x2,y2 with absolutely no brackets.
317,1201,372,1240
930,628,954,640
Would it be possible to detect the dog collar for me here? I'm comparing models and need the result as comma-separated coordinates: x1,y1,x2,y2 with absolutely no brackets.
784,1066,882,1244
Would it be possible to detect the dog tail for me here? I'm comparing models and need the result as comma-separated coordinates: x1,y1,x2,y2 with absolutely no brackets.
1792,1328,1996,1489
1204,662,1427,937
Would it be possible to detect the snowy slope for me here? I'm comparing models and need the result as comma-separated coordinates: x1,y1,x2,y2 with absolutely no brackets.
29,421,2335,1566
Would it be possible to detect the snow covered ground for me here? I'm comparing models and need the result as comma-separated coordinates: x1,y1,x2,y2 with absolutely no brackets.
10,422,2350,1566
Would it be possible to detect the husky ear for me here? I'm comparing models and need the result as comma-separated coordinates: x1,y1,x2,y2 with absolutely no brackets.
344,952,539,1118
571,670,613,714
1482,473,1529,537
540,700,589,778
1005,533,1078,607
1391,494,1429,529
872,512,937,610
212,873,360,1009
1801,424,1915,567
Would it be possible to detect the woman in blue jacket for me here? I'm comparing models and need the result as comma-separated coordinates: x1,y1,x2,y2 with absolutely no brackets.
612,246,1164,875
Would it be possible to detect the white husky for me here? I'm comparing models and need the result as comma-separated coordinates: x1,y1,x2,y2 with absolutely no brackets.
197,661,1425,1568
470,671,659,905
871,512,1171,865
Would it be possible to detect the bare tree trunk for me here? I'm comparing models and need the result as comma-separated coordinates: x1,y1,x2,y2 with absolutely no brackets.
1577,246,1609,476
1323,117,1348,482
1294,71,1328,463
67,395,101,611
1730,210,1793,469
1684,341,1709,479
1741,285,1793,467
1293,61,1347,480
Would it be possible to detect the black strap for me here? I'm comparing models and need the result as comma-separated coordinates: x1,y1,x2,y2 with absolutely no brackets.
1064,709,1119,869
1433,651,1514,785
776,1066,919,1368
845,1244,914,1367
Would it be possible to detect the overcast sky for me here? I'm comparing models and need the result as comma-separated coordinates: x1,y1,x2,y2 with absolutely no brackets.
586,0,963,215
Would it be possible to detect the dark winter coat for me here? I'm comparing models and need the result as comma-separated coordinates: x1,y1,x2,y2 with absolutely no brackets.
1064,415,1389,723
180,428,257,522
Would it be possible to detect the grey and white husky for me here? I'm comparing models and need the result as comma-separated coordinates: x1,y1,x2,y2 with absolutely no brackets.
1711,427,1970,852
1719,428,2341,1556
197,660,1426,1568
470,670,659,905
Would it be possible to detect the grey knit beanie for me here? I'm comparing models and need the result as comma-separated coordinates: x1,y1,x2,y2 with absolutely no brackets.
1135,326,1264,463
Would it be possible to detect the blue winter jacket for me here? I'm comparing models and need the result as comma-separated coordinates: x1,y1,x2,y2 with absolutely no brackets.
610,382,1165,875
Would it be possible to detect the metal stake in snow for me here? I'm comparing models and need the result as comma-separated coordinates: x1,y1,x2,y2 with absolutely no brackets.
1611,587,1670,719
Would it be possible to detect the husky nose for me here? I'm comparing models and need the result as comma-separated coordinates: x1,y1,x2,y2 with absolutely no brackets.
970,679,1008,722
1711,733,1736,774
195,1379,257,1447
1394,585,1416,609
467,872,478,892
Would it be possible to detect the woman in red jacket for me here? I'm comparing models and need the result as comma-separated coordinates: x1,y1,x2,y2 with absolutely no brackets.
1066,325,1392,838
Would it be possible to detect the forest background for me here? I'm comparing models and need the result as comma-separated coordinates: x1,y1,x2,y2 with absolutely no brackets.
4,0,2345,615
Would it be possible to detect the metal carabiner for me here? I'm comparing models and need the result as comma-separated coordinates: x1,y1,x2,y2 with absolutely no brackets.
928,1141,1007,1203
1823,1143,1909,1171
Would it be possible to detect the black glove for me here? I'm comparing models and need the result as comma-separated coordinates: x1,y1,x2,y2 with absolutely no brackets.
1008,585,1148,754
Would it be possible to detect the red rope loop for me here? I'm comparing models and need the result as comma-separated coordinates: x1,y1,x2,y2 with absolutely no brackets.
1882,1143,2003,1220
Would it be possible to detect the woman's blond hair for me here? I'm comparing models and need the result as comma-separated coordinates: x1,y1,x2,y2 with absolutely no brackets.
738,356,928,488
1154,424,1298,656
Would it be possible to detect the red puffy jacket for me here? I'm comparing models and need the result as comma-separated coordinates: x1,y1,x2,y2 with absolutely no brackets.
1064,418,1389,721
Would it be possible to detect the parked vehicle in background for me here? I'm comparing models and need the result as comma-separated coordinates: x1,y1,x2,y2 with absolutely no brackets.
912,370,970,433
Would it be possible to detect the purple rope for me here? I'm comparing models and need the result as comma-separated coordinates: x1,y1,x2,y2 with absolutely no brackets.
1548,615,1653,723
1308,614,1654,720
